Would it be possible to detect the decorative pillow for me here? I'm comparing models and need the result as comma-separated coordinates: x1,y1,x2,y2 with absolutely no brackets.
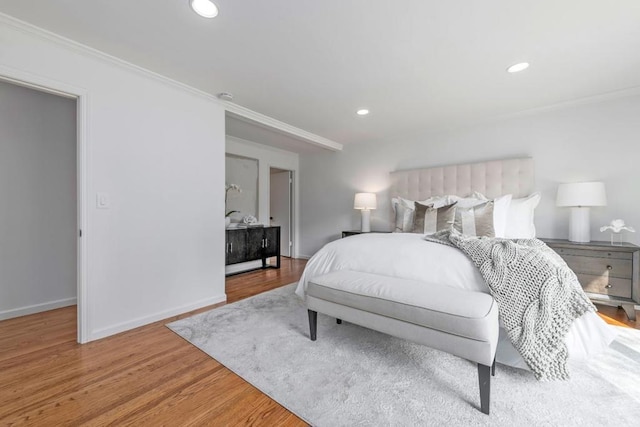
391,197,415,232
458,193,512,237
504,192,541,239
392,195,452,232
453,201,495,237
412,202,457,234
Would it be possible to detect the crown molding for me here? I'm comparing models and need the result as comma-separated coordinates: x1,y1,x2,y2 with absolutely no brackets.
487,85,640,124
0,12,343,152
224,102,343,151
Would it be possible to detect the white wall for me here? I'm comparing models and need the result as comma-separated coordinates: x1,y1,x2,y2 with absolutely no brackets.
299,94,640,256
226,135,300,256
0,16,226,341
0,80,77,319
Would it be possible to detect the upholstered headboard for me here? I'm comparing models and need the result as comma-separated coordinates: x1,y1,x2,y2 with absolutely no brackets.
390,158,534,201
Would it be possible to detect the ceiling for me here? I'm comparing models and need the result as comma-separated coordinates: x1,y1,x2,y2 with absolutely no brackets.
2,0,640,149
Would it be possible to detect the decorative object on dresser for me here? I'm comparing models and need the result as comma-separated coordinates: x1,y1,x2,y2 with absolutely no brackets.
225,183,241,228
555,181,607,243
225,226,280,275
353,192,377,232
600,219,636,246
543,238,639,320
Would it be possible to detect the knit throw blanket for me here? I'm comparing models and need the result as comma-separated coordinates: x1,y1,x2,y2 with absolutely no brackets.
425,230,596,381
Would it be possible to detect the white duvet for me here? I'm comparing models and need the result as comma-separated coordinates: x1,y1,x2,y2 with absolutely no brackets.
296,233,616,370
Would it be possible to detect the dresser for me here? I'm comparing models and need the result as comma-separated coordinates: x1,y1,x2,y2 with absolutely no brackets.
543,238,639,320
225,226,280,275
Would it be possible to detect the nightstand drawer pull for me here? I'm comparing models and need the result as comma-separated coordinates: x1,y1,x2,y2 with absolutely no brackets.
605,284,613,289
606,265,612,270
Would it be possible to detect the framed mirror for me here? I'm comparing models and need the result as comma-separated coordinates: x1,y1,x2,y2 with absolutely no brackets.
225,154,259,220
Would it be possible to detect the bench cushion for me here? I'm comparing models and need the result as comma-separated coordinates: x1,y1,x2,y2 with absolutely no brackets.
307,270,497,342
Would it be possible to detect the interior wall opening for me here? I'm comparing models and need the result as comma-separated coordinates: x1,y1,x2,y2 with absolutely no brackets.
0,79,78,332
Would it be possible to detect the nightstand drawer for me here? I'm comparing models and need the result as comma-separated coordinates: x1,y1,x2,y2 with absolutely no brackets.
563,255,632,279
577,274,632,299
552,247,633,260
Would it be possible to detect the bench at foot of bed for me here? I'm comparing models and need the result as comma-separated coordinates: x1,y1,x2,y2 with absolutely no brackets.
306,270,499,415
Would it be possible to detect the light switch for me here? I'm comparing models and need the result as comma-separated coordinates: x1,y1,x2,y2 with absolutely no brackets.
96,192,110,209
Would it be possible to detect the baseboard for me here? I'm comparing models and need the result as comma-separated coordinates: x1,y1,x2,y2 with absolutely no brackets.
89,293,227,342
296,254,312,260
0,297,77,321
225,261,262,275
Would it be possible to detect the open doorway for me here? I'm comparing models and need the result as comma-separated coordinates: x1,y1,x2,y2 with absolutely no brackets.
0,75,85,342
269,168,293,257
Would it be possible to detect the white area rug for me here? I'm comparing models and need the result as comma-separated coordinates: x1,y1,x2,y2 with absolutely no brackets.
167,284,640,426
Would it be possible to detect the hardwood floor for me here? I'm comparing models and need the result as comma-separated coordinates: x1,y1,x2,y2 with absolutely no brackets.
1,257,637,426
597,304,639,329
0,258,308,426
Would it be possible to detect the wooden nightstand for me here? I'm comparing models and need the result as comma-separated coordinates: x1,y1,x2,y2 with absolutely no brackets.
342,230,392,238
543,238,639,320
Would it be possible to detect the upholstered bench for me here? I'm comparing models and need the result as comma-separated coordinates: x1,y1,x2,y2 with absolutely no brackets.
306,270,499,415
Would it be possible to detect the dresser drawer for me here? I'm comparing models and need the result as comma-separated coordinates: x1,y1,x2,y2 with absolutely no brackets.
552,247,632,260
577,274,632,299
563,255,632,279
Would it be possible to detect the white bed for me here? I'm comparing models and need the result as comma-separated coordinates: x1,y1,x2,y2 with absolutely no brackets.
295,158,616,370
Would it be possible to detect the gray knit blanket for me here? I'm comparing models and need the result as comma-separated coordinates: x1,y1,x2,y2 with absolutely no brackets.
425,229,596,381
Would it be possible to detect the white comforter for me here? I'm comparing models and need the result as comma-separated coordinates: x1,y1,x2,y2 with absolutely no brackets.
296,233,616,369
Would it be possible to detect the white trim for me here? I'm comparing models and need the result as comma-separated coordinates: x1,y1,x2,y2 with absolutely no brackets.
0,297,77,321
0,12,342,153
90,294,227,341
225,104,343,152
76,91,90,344
0,64,90,343
296,254,312,260
225,261,263,275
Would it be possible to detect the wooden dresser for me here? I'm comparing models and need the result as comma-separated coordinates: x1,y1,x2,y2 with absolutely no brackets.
225,226,280,275
543,238,639,320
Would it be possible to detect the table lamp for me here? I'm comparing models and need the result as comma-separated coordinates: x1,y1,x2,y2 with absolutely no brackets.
556,182,607,243
354,193,377,232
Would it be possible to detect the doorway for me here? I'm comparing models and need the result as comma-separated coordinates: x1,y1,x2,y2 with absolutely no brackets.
0,74,86,343
269,168,293,257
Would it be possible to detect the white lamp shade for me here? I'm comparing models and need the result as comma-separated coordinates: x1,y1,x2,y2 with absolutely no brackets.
556,182,607,207
354,193,377,210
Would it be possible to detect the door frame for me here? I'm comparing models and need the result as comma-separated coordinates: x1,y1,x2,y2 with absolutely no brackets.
269,167,294,258
0,65,89,343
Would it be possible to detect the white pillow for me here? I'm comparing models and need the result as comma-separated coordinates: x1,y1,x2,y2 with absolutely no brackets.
504,192,541,239
451,193,512,238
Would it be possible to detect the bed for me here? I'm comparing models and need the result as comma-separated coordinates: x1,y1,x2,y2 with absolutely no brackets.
295,158,616,371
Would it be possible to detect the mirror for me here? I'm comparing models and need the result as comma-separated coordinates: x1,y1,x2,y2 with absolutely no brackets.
225,154,258,220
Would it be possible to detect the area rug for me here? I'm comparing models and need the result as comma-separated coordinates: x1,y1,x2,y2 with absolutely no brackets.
167,284,640,426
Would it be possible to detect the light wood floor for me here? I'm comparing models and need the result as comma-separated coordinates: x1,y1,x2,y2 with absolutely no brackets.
0,258,308,426
1,257,637,426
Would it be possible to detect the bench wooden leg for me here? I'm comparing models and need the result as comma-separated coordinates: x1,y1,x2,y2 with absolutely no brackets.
336,318,342,324
308,310,317,341
491,357,496,377
478,363,491,415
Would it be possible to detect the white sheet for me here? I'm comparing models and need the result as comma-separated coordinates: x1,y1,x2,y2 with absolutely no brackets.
295,233,616,369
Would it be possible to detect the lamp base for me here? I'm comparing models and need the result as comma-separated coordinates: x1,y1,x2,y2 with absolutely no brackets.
360,209,371,233
568,207,591,243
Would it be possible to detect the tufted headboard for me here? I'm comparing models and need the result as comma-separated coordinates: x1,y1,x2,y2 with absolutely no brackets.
390,157,534,201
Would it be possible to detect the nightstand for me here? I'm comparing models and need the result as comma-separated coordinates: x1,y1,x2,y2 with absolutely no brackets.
342,230,392,238
543,238,639,320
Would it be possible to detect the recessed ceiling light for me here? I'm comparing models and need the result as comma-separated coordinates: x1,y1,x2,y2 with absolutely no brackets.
507,62,529,73
190,0,219,18
356,109,370,116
